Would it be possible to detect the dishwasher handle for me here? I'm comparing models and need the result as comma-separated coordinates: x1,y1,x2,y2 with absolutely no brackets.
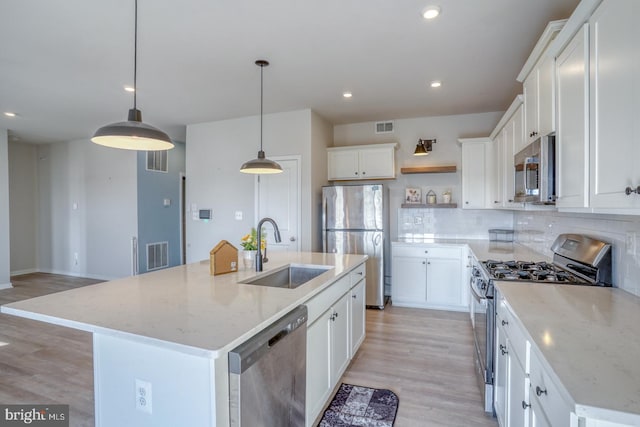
229,305,307,375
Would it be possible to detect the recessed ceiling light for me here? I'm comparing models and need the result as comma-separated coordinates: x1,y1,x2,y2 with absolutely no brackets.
343,92,353,99
124,86,135,92
423,5,441,20
4,112,17,117
430,80,442,88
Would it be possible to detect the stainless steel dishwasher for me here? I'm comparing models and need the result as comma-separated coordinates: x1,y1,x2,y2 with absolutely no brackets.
229,305,307,427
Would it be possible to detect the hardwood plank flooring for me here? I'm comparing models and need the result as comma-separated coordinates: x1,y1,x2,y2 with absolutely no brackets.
1,274,497,427
339,305,498,427
0,273,100,427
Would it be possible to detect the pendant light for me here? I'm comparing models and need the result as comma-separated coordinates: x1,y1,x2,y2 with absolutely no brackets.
91,0,174,151
240,60,283,174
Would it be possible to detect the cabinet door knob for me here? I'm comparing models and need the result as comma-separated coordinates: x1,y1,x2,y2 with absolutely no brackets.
362,171,366,175
499,344,508,355
422,261,426,265
502,319,508,326
465,201,469,204
289,236,296,242
625,186,640,195
354,172,359,176
357,271,363,275
494,201,500,204
535,386,547,396
522,400,531,410
352,294,357,299
424,250,428,253
427,261,431,265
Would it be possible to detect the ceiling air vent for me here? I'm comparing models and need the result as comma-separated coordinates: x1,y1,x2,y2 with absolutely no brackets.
146,150,168,172
375,121,394,134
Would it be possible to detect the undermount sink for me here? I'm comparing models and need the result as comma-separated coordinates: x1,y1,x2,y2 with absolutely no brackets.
241,264,332,289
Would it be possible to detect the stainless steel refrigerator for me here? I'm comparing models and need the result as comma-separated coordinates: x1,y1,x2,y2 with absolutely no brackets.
322,184,389,309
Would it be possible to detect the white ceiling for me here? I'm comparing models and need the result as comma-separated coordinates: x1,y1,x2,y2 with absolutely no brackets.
0,0,580,145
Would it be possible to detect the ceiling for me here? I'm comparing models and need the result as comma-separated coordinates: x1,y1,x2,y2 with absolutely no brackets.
0,0,580,145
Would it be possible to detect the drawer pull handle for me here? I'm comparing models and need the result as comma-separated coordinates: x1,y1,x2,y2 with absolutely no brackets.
357,271,363,275
536,386,547,397
625,186,640,195
501,320,508,326
499,344,508,356
352,294,357,299
522,400,531,410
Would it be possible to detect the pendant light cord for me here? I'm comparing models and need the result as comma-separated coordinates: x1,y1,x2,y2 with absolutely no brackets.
259,62,263,151
133,0,138,111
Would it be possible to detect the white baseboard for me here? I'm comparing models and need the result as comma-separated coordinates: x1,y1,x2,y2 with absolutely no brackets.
10,268,38,277
0,282,13,290
38,268,114,282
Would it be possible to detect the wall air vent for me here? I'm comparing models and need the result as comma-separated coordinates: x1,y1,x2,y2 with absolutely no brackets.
146,150,168,172
375,121,394,134
147,241,169,271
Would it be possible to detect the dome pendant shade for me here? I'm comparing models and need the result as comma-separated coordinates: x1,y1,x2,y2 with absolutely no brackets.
240,59,283,174
240,150,283,174
92,0,173,151
92,108,174,151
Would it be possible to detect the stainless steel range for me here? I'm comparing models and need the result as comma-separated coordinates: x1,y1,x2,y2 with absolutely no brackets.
469,234,612,414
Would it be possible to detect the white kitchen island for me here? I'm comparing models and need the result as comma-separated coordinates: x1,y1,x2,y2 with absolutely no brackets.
1,252,368,427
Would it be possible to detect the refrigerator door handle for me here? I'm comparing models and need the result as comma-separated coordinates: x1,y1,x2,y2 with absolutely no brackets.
373,233,382,247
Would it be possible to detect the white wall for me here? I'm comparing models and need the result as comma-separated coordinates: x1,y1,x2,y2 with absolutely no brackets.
185,109,320,262
333,112,512,240
8,142,38,275
0,130,11,288
310,111,332,251
36,140,138,280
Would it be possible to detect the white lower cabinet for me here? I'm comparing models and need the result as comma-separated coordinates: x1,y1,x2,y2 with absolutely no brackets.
495,303,529,427
305,263,367,426
528,347,572,427
350,279,366,356
496,288,576,427
391,244,467,311
331,293,351,384
306,313,332,425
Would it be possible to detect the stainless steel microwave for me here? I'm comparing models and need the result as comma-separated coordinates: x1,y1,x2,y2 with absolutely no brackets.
514,135,555,204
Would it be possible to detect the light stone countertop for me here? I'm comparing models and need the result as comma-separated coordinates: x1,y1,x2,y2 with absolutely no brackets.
1,252,367,358
393,238,550,262
496,282,640,423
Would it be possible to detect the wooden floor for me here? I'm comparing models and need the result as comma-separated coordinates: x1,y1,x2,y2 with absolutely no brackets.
0,274,100,427
0,274,497,427
340,304,498,427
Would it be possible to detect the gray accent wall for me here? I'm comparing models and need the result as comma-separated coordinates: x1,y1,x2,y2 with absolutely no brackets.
136,142,185,274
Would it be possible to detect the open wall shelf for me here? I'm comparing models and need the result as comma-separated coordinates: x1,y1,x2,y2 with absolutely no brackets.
400,165,457,174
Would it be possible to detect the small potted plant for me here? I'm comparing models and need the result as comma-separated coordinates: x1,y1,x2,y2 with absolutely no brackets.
240,228,266,269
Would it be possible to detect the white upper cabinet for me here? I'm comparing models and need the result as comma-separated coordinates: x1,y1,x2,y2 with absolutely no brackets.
550,0,640,213
517,20,566,144
556,24,590,209
489,96,525,210
588,0,640,209
327,143,396,181
523,70,540,144
459,138,491,209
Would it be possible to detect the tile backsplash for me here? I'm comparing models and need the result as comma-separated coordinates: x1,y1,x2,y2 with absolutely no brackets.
514,211,640,297
397,208,514,240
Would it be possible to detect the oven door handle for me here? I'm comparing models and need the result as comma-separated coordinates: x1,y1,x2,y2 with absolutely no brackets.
470,281,488,306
